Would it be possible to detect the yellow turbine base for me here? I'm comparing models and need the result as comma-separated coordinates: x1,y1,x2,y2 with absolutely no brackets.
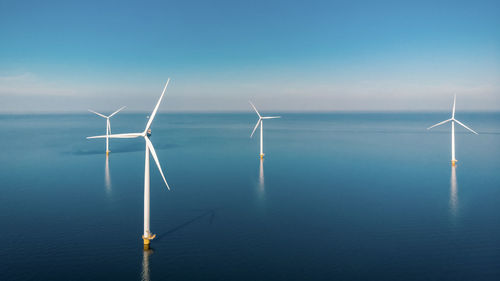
106,151,110,155
451,160,457,166
142,234,156,249
260,154,264,159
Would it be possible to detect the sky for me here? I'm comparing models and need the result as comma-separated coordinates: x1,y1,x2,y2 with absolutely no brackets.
0,0,499,113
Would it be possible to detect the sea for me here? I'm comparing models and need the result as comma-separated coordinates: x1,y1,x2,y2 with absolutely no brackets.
0,112,499,281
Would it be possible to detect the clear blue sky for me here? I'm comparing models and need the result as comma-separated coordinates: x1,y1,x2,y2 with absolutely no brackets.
1,0,499,112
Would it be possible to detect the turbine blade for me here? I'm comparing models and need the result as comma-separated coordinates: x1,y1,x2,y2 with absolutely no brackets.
249,101,261,118
145,137,170,190
87,135,107,139
452,94,456,119
454,119,478,135
87,133,142,139
427,118,451,130
108,133,143,138
144,79,170,134
88,109,107,118
109,106,126,118
250,119,261,138
262,116,281,119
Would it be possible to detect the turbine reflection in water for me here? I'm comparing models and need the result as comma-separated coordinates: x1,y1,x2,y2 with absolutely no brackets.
450,166,458,218
104,155,111,196
141,249,153,281
258,159,265,200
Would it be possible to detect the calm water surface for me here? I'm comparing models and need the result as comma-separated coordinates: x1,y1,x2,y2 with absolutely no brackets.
0,113,499,280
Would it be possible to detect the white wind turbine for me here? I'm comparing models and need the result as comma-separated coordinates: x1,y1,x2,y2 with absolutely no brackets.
427,95,478,166
250,101,280,159
88,106,126,155
87,79,171,249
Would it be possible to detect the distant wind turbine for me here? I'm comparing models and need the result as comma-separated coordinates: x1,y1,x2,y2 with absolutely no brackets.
87,79,171,249
88,106,126,155
427,95,478,166
249,101,280,159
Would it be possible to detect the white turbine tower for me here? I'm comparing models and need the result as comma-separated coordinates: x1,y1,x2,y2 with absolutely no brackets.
249,101,280,159
88,106,126,155
87,79,171,249
427,95,478,166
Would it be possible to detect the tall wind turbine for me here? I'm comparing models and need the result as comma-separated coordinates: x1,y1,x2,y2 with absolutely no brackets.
427,95,478,166
88,106,126,155
87,79,171,249
249,101,280,159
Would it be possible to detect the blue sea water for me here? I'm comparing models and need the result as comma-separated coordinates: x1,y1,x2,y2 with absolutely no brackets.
0,112,499,281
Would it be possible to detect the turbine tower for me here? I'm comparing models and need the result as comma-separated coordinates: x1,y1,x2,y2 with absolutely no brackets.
427,95,478,165
87,79,171,249
88,106,126,155
249,101,280,159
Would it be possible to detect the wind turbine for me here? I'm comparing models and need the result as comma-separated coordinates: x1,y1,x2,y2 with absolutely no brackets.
249,101,280,159
427,95,478,166
88,106,126,155
87,79,171,249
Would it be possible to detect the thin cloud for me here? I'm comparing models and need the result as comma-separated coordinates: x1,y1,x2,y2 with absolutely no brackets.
0,72,76,97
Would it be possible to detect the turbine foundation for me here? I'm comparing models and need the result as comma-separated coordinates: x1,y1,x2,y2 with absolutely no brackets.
451,160,457,166
106,150,110,156
260,153,264,159
142,233,156,250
